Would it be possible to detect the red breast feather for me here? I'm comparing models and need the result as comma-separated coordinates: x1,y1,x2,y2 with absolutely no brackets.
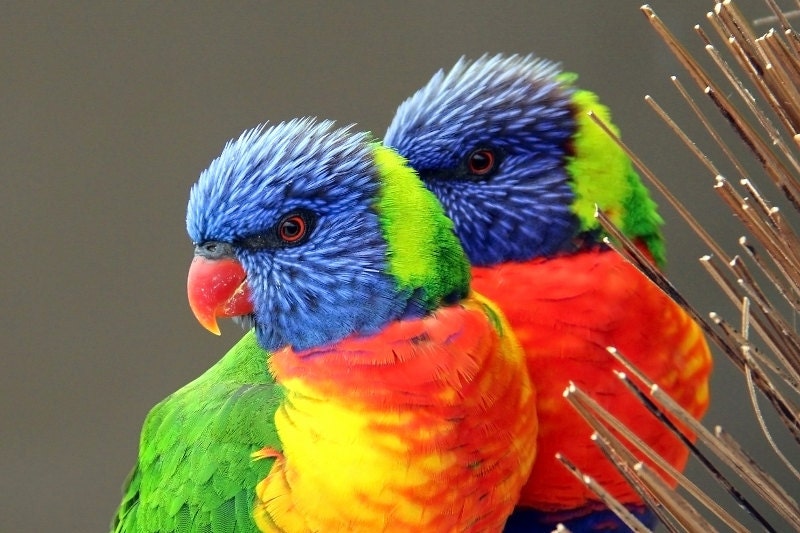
472,249,711,510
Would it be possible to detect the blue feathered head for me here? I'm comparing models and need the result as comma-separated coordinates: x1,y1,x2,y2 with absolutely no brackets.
186,118,469,351
384,54,578,266
384,53,664,266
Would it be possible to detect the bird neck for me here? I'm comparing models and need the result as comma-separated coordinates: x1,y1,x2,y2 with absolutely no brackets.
372,144,471,310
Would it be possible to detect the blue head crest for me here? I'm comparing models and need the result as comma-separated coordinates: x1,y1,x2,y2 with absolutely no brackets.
187,119,416,351
385,54,581,265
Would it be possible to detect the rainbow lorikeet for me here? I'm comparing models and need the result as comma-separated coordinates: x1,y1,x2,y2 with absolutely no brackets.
384,54,713,531
112,118,539,532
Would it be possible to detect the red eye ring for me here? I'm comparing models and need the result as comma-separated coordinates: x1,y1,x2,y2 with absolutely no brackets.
278,214,307,243
467,148,496,175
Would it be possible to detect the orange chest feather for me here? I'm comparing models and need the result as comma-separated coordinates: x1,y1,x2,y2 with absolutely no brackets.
472,250,712,510
255,294,538,532
471,251,706,377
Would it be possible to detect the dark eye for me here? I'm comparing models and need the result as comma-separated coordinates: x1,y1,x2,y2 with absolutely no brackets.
278,214,308,243
235,209,316,250
467,148,496,176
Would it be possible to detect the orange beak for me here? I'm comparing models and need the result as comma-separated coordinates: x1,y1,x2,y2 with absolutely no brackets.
187,256,254,335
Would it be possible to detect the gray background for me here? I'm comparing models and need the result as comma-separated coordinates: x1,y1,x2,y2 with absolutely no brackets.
3,1,797,531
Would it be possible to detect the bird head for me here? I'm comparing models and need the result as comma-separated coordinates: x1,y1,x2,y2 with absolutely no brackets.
384,54,664,267
185,119,470,351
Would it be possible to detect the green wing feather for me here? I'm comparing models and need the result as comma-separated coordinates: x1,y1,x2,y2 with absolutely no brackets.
112,330,282,533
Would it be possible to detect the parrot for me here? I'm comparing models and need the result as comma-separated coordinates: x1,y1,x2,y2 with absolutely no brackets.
383,54,713,532
112,118,539,532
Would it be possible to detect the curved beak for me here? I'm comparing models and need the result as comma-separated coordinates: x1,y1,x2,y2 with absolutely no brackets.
187,256,253,335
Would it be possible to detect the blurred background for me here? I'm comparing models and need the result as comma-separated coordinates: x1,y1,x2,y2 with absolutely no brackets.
3,1,796,531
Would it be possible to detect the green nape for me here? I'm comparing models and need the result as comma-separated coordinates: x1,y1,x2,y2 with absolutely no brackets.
112,330,282,533
371,143,471,309
561,80,666,267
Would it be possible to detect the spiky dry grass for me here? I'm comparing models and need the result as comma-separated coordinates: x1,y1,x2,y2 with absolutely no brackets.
556,2,800,531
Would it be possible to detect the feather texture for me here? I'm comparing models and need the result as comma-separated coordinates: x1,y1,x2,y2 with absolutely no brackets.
117,118,536,532
472,249,710,511
384,54,712,530
254,292,537,532
113,331,280,533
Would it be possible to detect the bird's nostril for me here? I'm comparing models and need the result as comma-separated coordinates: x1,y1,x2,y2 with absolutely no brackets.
194,241,234,259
